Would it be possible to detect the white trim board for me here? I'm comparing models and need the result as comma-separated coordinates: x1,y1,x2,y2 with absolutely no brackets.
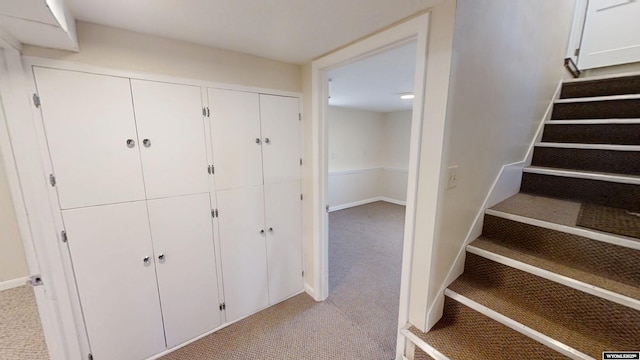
534,142,640,151
0,276,30,292
328,196,406,212
524,166,640,185
399,324,450,360
484,209,640,252
554,94,640,103
466,245,640,312
444,290,594,360
545,119,640,124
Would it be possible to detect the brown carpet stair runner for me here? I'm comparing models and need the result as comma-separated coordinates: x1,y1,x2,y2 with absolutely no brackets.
410,74,640,359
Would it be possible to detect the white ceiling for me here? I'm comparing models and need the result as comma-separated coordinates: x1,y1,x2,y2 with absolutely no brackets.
66,0,442,64
328,41,417,113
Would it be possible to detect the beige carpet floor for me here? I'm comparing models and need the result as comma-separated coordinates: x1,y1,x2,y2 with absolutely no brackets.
163,201,405,360
0,285,49,360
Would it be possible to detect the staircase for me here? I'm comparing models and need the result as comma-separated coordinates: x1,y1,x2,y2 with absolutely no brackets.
410,74,640,360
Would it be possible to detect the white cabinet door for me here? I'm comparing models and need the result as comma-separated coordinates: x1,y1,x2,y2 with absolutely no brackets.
34,67,145,209
264,181,303,304
131,80,209,199
578,0,640,69
62,202,165,360
260,95,301,185
216,186,269,322
208,89,263,190
147,193,221,348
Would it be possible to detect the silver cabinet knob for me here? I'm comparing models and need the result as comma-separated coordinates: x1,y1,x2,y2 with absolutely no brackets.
143,139,151,148
158,254,165,263
268,227,273,232
260,229,265,235
143,256,151,265
264,138,270,144
127,139,136,148
255,138,261,144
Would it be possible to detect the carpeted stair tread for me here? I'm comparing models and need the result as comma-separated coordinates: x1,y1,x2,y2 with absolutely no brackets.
551,99,640,120
490,193,581,227
482,214,640,289
469,237,640,302
531,146,640,176
450,254,640,358
542,123,640,145
408,298,568,360
413,348,434,360
560,75,640,99
577,203,640,239
521,172,640,212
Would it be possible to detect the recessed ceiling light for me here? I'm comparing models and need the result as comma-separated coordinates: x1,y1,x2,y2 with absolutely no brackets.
400,94,415,100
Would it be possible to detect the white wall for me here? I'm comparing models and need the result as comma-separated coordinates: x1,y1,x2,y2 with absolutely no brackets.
0,143,29,285
22,21,301,92
412,0,577,330
327,106,411,210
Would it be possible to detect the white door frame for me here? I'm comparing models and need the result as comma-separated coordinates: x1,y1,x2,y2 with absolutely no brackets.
310,12,431,359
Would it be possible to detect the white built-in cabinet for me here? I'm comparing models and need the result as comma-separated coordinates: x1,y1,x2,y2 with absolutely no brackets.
33,67,302,360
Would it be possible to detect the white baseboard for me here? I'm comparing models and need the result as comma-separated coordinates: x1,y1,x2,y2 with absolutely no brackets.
329,196,406,212
0,276,29,292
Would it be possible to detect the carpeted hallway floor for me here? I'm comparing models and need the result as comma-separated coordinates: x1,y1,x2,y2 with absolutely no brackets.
163,201,405,360
0,285,49,360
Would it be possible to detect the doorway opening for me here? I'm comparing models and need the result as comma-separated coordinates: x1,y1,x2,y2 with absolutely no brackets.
325,41,416,357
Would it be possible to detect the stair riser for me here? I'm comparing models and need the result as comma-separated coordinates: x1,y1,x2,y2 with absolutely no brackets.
520,173,640,212
482,215,640,287
458,253,640,354
542,124,640,145
551,99,640,120
531,147,640,176
560,76,640,99
413,348,434,360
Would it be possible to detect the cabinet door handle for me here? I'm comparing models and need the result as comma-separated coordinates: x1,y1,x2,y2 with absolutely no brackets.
255,138,261,144
143,256,151,265
264,137,270,144
260,229,265,235
158,254,165,262
143,139,152,148
126,139,136,148
268,227,273,233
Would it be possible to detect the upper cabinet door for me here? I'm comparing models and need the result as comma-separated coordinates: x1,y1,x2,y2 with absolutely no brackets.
131,80,209,199
260,95,301,185
264,181,303,304
62,201,166,360
34,68,146,209
208,89,263,190
147,193,221,348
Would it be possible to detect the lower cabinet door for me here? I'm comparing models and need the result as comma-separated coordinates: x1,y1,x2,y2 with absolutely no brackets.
147,193,222,348
265,181,304,304
63,201,166,360
216,186,269,322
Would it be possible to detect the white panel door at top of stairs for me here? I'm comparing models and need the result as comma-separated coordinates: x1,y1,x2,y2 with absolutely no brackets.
147,193,222,348
578,0,640,69
130,80,210,199
62,201,165,360
33,67,146,209
208,89,263,190
215,185,269,323
259,94,301,185
264,181,303,304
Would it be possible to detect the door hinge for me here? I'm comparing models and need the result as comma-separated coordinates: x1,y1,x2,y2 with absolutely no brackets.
208,165,211,174
32,94,41,108
202,107,210,117
299,158,302,166
219,302,226,311
28,275,43,287
49,174,56,187
298,113,302,121
300,193,303,201
61,230,68,243
88,353,93,360
574,48,580,57
208,165,215,175
302,271,304,277
211,209,218,218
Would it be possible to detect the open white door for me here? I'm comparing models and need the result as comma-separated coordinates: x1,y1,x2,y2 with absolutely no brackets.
578,0,640,69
